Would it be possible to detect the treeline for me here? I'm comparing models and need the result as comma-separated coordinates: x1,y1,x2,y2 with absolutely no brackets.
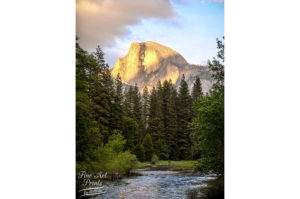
122,74,203,161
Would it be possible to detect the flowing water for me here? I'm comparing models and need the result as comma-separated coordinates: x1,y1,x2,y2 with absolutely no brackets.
87,168,216,199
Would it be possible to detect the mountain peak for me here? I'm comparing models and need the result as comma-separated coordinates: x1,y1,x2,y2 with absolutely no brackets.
128,41,183,60
111,41,212,93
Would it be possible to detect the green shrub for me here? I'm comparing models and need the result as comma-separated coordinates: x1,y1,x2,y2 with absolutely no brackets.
151,154,159,164
105,131,126,153
105,151,137,175
86,132,138,178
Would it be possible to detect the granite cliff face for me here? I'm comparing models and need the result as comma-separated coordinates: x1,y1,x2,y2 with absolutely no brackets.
111,41,213,93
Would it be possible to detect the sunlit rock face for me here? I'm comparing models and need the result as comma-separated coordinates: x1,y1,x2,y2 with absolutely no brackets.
111,41,213,93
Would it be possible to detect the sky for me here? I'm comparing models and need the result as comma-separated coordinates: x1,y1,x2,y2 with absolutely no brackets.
76,0,224,67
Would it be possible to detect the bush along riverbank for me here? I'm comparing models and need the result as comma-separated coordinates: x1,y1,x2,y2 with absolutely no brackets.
76,132,139,197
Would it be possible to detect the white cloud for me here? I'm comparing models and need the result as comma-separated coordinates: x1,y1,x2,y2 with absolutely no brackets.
76,0,176,50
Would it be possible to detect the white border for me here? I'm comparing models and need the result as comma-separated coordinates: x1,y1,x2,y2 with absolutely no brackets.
1,0,300,198
0,0,75,198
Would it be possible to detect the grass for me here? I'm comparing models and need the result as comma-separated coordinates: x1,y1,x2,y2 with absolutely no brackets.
137,160,197,170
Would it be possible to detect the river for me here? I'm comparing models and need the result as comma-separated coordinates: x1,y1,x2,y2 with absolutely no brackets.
87,167,216,199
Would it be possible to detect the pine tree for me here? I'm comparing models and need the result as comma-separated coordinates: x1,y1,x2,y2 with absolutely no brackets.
148,86,164,153
190,78,204,159
148,86,157,137
154,81,164,143
208,37,224,95
123,86,134,118
132,84,143,144
192,76,203,103
104,70,116,136
156,139,169,160
156,80,163,104
143,133,154,161
168,83,179,160
160,80,177,160
162,80,171,138
142,86,150,136
134,144,145,162
93,45,106,69
111,73,123,131
177,74,193,159
88,46,111,144
132,84,142,122
122,116,138,151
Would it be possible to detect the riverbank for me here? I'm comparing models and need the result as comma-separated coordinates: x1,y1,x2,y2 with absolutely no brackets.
137,160,197,171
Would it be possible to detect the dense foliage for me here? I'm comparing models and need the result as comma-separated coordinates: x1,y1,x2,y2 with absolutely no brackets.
190,37,224,175
76,41,137,176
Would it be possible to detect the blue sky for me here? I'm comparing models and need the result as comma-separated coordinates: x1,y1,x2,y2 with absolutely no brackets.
77,0,224,67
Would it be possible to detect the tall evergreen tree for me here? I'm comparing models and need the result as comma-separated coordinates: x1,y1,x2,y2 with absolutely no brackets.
148,86,157,137
208,37,224,95
104,70,116,135
160,80,176,160
177,74,193,159
155,81,164,143
192,76,203,103
132,84,143,144
111,73,123,131
156,80,163,104
122,117,137,151
190,77,203,159
148,86,164,155
88,46,111,144
168,83,179,160
134,144,145,162
143,133,154,161
162,80,171,137
123,86,134,118
142,86,150,135
160,80,171,158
